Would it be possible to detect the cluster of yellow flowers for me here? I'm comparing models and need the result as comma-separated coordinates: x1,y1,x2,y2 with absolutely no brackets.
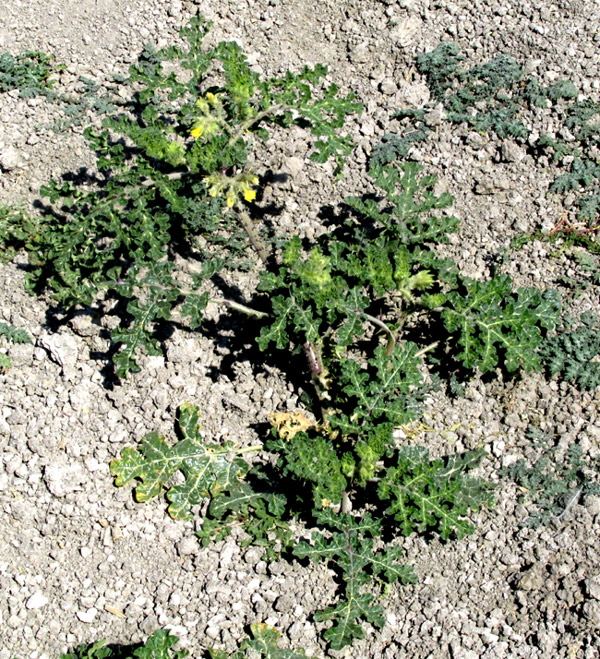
203,171,259,208
190,92,224,140
189,93,259,207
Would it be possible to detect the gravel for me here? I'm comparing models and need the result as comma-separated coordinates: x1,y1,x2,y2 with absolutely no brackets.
1,0,600,657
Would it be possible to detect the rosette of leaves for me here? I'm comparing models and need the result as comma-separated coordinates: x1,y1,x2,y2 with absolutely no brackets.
208,622,315,658
22,16,359,376
501,426,600,528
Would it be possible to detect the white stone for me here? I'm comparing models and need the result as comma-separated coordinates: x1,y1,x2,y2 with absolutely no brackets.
0,146,23,171
76,608,98,623
26,592,48,609
43,460,86,497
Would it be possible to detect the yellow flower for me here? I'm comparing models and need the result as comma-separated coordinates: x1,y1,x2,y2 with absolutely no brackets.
226,196,235,208
243,187,257,202
190,125,203,140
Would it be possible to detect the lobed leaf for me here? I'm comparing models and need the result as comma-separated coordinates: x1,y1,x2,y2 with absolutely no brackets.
378,446,494,539
441,276,561,373
294,511,416,650
111,403,250,520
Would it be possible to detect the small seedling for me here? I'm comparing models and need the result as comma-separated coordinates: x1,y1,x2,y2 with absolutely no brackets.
502,426,600,527
0,50,63,96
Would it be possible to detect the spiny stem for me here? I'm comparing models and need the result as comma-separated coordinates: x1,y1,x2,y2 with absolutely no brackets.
235,206,270,263
236,444,264,454
226,103,286,149
553,487,583,521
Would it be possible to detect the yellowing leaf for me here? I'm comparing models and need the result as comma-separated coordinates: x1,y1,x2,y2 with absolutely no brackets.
269,411,315,440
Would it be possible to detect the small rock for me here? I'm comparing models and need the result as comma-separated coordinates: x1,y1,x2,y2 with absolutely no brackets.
69,313,98,338
7,614,23,628
481,630,499,644
379,80,397,95
43,459,86,497
390,16,421,48
518,564,545,591
168,0,183,17
467,132,486,149
397,80,430,106
474,178,495,195
282,156,303,179
349,45,369,64
26,592,49,609
219,542,236,568
77,608,98,623
244,547,262,565
582,600,600,627
176,536,197,556
585,575,600,600
38,333,80,371
424,107,445,127
275,594,295,613
501,140,525,163
0,146,24,171
584,494,600,516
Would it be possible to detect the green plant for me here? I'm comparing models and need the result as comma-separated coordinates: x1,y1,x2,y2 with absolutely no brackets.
555,248,600,293
385,43,600,232
59,624,314,659
0,321,32,372
21,16,359,377
208,622,316,658
60,629,188,659
0,50,63,96
4,17,586,653
540,312,600,390
111,153,567,648
502,426,600,528
0,204,40,263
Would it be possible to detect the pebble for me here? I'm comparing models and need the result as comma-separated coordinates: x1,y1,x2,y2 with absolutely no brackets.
219,543,236,568
379,80,397,95
0,145,24,171
26,592,49,609
585,576,600,601
76,608,98,623
176,536,198,556
43,460,86,497
501,140,526,163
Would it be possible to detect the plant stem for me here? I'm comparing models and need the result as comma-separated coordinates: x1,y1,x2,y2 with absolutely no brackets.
235,206,270,263
211,297,270,318
226,103,286,149
415,341,439,359
361,312,396,356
